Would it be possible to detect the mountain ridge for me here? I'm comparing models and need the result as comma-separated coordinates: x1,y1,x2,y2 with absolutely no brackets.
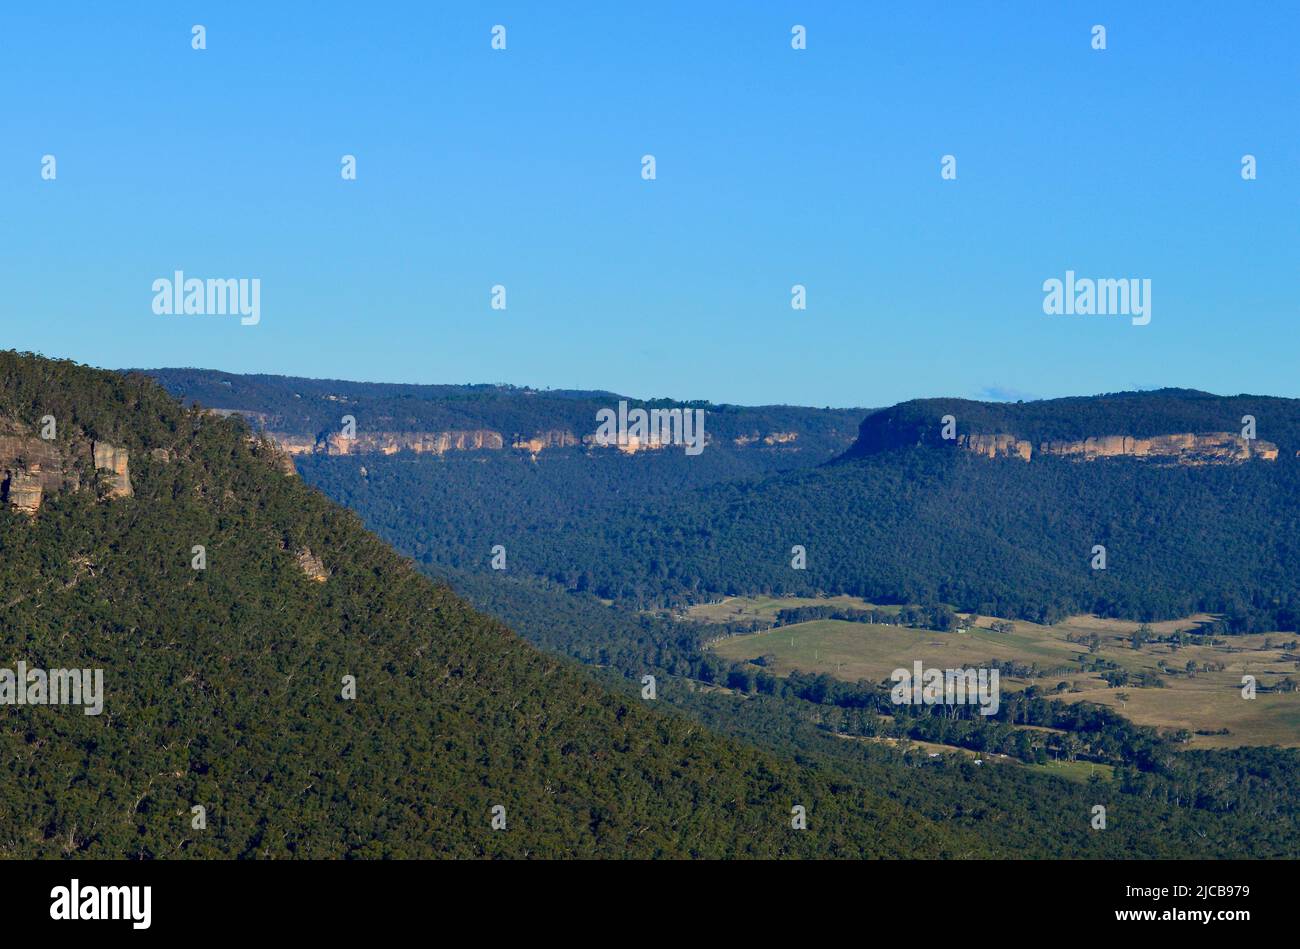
144,368,866,463
838,389,1300,463
1,350,970,859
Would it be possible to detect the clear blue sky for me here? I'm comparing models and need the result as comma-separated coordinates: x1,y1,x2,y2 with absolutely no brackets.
3,2,1297,407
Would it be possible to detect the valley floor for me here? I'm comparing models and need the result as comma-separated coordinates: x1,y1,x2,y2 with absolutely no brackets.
702,597,1300,748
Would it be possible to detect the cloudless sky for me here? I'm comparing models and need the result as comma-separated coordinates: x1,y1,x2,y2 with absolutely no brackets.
3,2,1297,407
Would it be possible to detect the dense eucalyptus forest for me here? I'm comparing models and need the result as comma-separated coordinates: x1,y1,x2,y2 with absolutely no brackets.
156,372,1300,859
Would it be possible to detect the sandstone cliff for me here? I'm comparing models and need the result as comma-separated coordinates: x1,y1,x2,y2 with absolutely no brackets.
585,433,669,454
0,419,133,514
205,405,824,460
957,431,1277,464
266,426,730,457
272,429,508,456
733,431,799,448
92,441,133,497
295,547,329,582
841,391,1296,466
512,430,580,455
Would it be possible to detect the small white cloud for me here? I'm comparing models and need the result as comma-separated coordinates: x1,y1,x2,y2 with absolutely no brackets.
977,385,1037,403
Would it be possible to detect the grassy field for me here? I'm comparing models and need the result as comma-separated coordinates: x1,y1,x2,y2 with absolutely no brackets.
1033,759,1116,782
706,596,1300,748
683,594,898,625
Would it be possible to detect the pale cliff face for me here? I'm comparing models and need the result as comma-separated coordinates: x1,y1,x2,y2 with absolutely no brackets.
0,422,134,514
956,432,1278,464
0,428,67,513
610,434,666,454
959,433,1033,461
2,468,45,514
268,435,318,456
265,425,790,457
224,400,822,459
733,431,800,448
511,430,580,454
295,548,329,582
92,441,133,498
274,429,510,456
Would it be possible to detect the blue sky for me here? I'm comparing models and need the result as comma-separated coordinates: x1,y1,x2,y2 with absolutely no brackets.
3,2,1297,408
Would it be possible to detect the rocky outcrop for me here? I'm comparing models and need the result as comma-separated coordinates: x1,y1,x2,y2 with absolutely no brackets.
955,432,1277,465
512,430,580,454
92,441,132,497
250,424,797,458
958,433,1034,461
580,432,715,454
295,548,329,582
733,431,799,448
266,434,318,456
1048,433,1277,463
0,420,134,514
266,427,707,458
272,429,508,456
243,435,298,476
584,433,670,454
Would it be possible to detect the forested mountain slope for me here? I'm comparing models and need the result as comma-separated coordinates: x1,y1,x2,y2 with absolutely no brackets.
508,444,1300,628
119,366,1300,857
0,351,964,859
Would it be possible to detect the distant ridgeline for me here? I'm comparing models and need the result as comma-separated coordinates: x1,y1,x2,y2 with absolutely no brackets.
243,381,1300,633
840,389,1299,463
144,367,866,466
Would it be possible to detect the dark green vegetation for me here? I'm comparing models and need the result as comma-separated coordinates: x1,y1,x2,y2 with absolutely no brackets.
142,368,1300,857
301,411,1300,631
146,366,866,474
426,567,1300,858
1,351,969,859
143,367,632,432
531,446,1300,629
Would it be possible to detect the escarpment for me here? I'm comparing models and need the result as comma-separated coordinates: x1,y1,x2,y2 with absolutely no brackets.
512,429,580,454
261,426,743,457
92,441,133,495
842,393,1289,466
0,418,133,514
186,398,840,462
844,416,1279,465
955,431,1278,464
733,431,799,448
271,429,508,456
268,427,682,456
